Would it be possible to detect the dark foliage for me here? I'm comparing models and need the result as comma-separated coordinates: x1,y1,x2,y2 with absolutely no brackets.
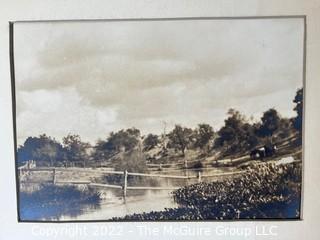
143,134,160,151
167,125,194,157
114,162,301,220
190,161,204,169
17,134,65,166
97,128,140,154
258,108,281,139
62,134,91,167
215,109,259,156
173,162,301,220
293,88,303,131
194,124,214,151
105,150,158,187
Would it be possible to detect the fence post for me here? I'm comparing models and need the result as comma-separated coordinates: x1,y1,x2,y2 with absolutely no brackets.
197,171,202,183
184,159,188,178
236,210,241,219
52,168,56,184
123,170,128,203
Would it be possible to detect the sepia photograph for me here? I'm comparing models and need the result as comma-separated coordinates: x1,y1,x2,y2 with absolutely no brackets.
11,17,305,221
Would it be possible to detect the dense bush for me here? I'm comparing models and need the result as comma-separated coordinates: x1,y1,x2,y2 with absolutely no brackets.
173,162,301,219
190,161,204,169
113,162,301,220
105,150,158,187
112,207,202,221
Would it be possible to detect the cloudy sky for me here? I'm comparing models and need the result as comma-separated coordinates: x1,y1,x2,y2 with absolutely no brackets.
14,18,304,144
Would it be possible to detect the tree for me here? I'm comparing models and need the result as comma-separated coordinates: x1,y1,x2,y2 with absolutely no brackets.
259,108,281,141
218,126,236,145
62,134,90,167
278,118,292,139
240,123,259,150
168,125,193,157
92,139,109,163
216,109,246,151
105,149,149,185
293,88,303,131
114,149,148,173
95,128,140,156
215,109,259,154
143,134,160,151
194,123,214,152
17,134,64,167
126,128,141,138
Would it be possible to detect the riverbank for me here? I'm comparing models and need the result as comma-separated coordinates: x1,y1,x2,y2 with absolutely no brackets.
112,161,302,220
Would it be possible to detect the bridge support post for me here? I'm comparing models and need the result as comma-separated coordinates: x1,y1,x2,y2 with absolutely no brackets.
123,170,128,203
184,159,188,178
53,168,56,184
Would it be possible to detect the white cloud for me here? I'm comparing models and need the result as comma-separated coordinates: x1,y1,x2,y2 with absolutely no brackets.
14,19,304,143
16,88,118,144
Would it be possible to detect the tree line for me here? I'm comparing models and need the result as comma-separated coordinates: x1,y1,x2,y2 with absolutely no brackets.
17,88,303,167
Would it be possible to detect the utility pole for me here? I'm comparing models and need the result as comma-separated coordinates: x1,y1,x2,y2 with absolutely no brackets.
161,120,167,150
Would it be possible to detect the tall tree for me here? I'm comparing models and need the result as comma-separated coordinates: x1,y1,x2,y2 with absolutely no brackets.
215,109,259,154
259,108,281,142
194,123,214,152
293,88,303,131
95,128,140,156
92,139,109,163
216,109,245,149
168,125,193,157
240,123,259,150
278,118,292,139
63,134,90,167
143,134,160,151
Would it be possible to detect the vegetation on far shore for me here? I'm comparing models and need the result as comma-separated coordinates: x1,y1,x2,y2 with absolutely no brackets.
17,88,303,170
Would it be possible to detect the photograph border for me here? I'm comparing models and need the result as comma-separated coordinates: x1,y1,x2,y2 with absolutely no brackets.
9,15,307,223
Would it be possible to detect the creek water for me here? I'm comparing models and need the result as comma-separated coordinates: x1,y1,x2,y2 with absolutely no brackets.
21,167,236,221
60,189,177,220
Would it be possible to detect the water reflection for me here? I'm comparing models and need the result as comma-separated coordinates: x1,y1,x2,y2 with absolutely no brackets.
19,184,101,221
63,189,178,221
20,200,101,221
19,167,236,221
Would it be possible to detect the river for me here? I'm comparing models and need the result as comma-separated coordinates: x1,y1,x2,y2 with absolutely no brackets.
20,167,237,221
